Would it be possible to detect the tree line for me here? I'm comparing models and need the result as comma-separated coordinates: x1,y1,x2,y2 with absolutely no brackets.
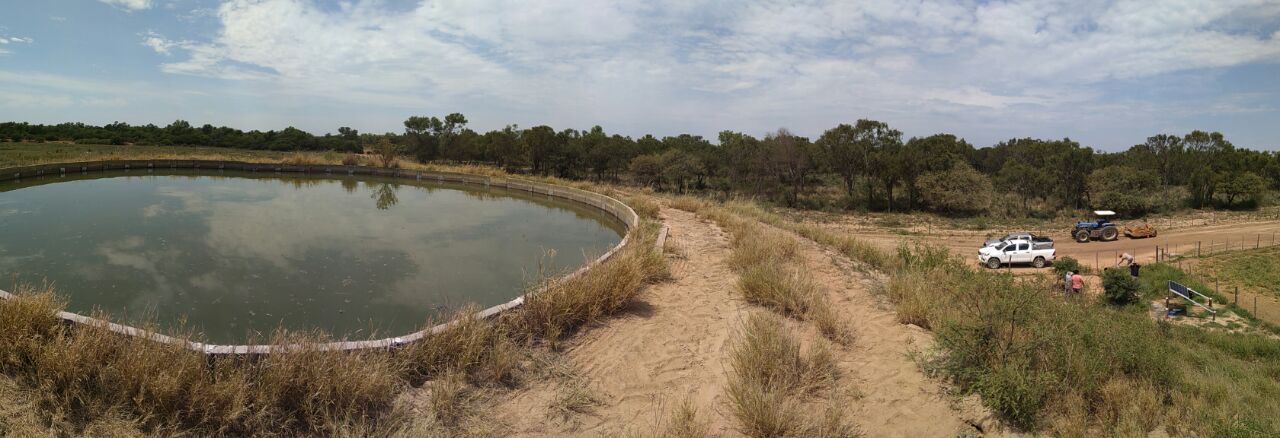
3,117,1277,216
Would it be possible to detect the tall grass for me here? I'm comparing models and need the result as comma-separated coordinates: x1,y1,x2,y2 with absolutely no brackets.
0,219,668,436
700,199,1280,435
673,198,850,343
725,313,854,437
888,244,1280,435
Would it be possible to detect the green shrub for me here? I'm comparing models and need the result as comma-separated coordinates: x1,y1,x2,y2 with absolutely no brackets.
1102,268,1140,305
1052,256,1081,277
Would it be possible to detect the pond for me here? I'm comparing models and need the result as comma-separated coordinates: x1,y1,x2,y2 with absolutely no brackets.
0,169,626,343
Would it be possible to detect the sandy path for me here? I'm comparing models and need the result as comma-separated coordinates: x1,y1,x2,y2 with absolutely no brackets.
490,208,751,436
773,225,994,437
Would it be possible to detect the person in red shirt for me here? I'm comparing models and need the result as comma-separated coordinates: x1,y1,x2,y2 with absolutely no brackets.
1070,272,1085,296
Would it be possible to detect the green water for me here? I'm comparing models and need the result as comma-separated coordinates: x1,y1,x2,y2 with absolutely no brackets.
0,170,625,343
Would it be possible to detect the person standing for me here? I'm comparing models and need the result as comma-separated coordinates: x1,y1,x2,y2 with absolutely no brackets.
1070,272,1085,296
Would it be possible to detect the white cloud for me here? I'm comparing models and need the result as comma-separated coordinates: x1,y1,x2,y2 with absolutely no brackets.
123,1,1280,146
100,0,153,11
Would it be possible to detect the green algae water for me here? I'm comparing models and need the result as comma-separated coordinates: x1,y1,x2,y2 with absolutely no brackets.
0,170,625,343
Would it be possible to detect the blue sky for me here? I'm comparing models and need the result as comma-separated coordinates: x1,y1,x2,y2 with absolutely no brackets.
1,0,1279,151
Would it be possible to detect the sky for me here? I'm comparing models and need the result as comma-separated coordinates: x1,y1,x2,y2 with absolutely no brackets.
1,0,1279,151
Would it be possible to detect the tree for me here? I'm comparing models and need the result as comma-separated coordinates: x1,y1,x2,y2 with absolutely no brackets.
628,154,664,190
1217,172,1266,207
815,120,899,206
815,123,863,198
522,125,559,175
658,149,700,193
917,163,993,214
764,128,816,206
403,116,438,161
369,137,404,168
1087,165,1159,215
901,134,972,210
996,159,1050,211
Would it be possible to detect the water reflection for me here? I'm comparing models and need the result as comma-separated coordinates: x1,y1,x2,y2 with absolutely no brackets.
369,182,400,210
0,170,624,343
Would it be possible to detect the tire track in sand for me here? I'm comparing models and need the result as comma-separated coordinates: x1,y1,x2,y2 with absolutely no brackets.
767,223,999,437
491,208,751,436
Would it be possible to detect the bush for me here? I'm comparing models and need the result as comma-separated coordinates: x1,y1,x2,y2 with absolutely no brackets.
1102,267,1140,305
917,162,993,214
1088,165,1159,215
1053,256,1081,277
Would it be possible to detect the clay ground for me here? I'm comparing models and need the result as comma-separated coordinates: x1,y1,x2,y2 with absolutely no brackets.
484,208,995,437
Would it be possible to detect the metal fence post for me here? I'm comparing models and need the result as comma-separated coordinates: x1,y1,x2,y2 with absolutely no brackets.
1197,241,1201,257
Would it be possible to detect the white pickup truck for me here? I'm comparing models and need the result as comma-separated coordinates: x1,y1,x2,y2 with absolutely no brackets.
978,238,1056,269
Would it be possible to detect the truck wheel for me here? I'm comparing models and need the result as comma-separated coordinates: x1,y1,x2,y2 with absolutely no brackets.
1151,230,1157,238
1102,227,1119,241
1032,257,1046,268
986,257,1002,269
1074,230,1090,243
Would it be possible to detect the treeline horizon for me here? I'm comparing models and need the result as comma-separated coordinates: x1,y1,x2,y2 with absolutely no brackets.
3,118,1277,217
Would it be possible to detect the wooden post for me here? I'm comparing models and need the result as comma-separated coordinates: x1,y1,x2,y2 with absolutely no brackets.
1235,287,1239,305
1257,234,1261,249
1095,251,1099,271
1197,241,1201,257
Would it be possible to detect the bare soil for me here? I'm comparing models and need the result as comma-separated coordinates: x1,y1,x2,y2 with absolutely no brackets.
489,208,751,436
836,219,1280,271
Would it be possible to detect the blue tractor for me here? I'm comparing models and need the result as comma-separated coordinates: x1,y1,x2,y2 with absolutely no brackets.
1072,210,1119,243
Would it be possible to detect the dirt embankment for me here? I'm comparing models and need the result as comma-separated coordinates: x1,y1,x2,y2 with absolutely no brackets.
485,208,992,436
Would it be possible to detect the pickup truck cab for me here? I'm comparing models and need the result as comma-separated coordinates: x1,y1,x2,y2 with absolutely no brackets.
978,238,1056,269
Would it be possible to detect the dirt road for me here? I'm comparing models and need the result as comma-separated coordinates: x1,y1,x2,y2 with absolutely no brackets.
849,220,1280,270
485,207,991,436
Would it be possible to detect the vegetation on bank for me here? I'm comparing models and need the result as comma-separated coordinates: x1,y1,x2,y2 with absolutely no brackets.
719,201,1280,436
0,218,666,436
5,116,1278,217
1196,245,1280,300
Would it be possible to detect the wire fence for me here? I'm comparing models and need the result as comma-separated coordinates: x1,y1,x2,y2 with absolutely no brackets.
1127,231,1280,325
1080,231,1280,271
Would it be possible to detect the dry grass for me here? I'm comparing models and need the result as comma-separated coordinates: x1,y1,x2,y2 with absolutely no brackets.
725,313,854,438
675,199,852,344
660,400,711,438
513,221,668,347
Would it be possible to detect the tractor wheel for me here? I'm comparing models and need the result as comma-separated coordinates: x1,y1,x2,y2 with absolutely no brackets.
1151,230,1157,238
1074,229,1090,243
1102,227,1119,241
1032,257,1046,269
986,257,1002,269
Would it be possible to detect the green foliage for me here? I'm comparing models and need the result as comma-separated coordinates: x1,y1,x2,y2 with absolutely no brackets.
917,162,993,213
1088,165,1160,215
3,119,1277,216
1101,267,1140,305
1217,171,1266,207
1052,256,1081,277
368,137,404,168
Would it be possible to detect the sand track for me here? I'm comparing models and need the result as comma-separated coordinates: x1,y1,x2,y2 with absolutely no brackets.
767,222,994,437
491,208,751,436
489,208,992,436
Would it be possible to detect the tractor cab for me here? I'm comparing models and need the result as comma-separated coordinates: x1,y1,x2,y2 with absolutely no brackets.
1072,210,1119,242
